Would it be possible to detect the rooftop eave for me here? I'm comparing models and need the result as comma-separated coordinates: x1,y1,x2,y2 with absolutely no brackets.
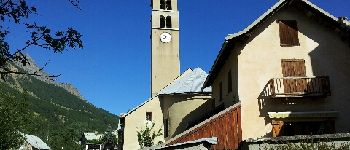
158,92,212,96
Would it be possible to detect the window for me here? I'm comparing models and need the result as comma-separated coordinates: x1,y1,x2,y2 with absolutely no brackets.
160,15,171,28
160,0,172,10
160,15,165,28
164,119,169,137
166,0,172,10
219,82,223,101
279,20,300,47
228,70,232,93
146,112,152,121
160,0,165,9
166,16,172,28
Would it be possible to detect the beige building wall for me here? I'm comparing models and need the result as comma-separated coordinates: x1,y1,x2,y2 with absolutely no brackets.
159,94,213,140
123,96,164,150
211,7,350,140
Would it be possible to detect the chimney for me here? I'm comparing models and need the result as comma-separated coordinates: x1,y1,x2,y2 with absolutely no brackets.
338,17,350,26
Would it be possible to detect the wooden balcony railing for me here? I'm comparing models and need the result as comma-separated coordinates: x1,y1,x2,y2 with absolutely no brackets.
267,76,331,98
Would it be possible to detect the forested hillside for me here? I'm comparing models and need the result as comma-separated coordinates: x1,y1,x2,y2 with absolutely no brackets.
0,65,119,149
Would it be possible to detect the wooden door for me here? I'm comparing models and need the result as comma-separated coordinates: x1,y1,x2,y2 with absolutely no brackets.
281,59,306,94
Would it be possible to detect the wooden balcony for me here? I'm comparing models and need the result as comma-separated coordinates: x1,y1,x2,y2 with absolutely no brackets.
267,76,331,98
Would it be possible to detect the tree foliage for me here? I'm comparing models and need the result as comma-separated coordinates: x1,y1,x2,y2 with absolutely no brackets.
0,0,83,79
137,122,163,149
100,130,118,149
0,92,30,149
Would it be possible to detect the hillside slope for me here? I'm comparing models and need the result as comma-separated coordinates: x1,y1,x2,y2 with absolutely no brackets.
0,61,119,149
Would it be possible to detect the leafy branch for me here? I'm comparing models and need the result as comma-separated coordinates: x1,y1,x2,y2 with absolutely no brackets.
0,0,83,79
137,122,163,149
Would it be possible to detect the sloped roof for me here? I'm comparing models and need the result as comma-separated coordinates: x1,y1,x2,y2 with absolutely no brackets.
25,134,50,149
124,68,211,117
123,96,154,117
204,0,350,87
159,68,212,95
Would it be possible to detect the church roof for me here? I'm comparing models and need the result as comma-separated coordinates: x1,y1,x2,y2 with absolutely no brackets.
159,68,211,95
204,0,350,87
23,134,50,149
124,68,211,117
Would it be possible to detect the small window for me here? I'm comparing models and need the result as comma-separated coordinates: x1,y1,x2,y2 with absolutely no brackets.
164,119,169,137
219,82,223,101
279,20,300,47
160,0,171,10
160,15,165,28
160,0,165,10
160,16,171,28
166,16,172,28
146,112,152,121
166,0,172,10
228,70,232,93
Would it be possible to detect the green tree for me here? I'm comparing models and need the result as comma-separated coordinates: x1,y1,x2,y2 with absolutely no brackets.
137,122,163,149
101,130,118,150
48,128,80,150
0,92,30,149
0,0,83,79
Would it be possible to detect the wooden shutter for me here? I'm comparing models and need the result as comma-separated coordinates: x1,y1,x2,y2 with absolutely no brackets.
279,20,300,47
272,120,284,137
281,59,307,94
281,59,306,77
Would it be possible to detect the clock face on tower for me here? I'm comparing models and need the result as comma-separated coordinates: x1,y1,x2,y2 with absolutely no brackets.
160,32,172,43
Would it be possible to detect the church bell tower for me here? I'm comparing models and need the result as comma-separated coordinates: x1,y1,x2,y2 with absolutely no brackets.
151,0,180,96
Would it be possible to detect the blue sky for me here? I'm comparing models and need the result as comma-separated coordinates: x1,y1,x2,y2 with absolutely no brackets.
7,0,350,115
